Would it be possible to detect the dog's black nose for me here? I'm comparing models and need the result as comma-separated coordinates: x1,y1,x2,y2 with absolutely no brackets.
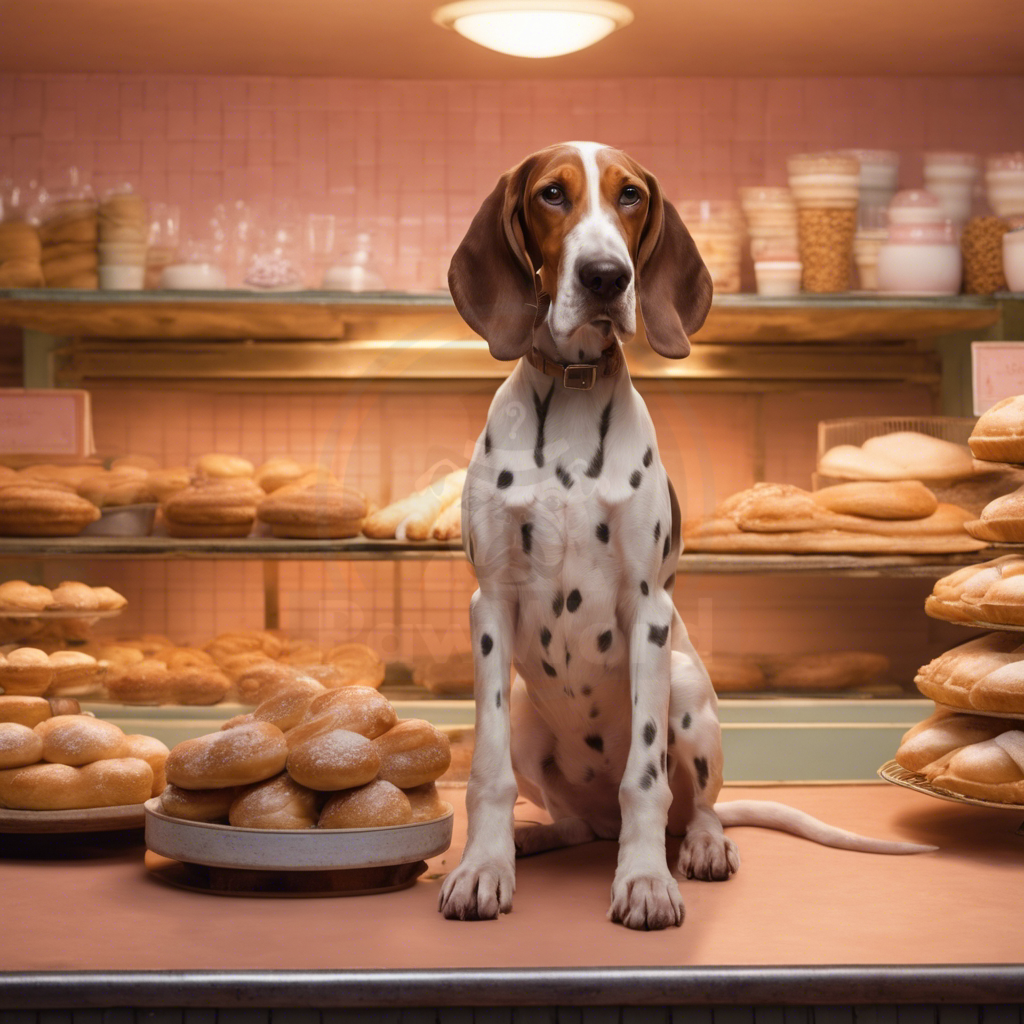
578,259,632,299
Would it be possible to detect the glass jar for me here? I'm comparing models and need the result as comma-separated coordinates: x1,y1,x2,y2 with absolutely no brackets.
160,240,227,290
322,232,386,291
877,221,962,295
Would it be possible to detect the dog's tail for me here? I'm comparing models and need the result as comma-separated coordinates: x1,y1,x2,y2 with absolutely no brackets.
714,799,937,855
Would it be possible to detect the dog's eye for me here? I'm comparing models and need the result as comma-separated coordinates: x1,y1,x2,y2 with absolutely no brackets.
540,185,565,206
620,186,642,207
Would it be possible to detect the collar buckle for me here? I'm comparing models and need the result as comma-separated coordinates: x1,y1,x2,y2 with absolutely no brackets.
562,363,598,390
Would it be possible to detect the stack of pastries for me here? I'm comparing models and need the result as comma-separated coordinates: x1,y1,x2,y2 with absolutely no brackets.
684,480,986,554
925,554,1024,627
0,580,127,645
363,468,466,541
0,695,167,810
158,682,450,829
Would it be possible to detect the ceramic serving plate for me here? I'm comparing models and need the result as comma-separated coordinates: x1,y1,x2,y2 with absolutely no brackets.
144,797,454,871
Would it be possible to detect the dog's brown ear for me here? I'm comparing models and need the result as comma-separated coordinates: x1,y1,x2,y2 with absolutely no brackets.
448,159,541,361
635,171,713,359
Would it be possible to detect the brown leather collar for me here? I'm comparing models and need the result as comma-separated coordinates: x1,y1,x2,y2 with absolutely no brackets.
525,344,623,391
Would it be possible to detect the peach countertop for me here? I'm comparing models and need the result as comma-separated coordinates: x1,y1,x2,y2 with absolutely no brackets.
1,783,1023,1008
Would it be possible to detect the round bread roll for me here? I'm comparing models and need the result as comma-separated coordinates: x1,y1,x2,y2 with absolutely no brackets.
2,648,54,696
322,643,386,689
206,629,285,664
286,728,380,791
91,586,127,611
228,773,320,829
256,484,368,539
319,779,412,829
373,719,451,788
36,714,128,766
172,667,232,706
0,695,52,727
218,652,274,683
77,472,156,508
196,453,255,480
251,678,325,731
969,395,1024,463
234,661,304,704
966,486,1024,543
148,467,191,503
403,781,448,823
0,485,100,536
295,686,398,742
163,480,261,538
123,733,170,796
255,457,312,494
0,721,44,769
47,650,101,696
165,721,288,789
0,757,153,809
159,782,238,822
810,480,939,521
105,659,171,704
0,580,53,612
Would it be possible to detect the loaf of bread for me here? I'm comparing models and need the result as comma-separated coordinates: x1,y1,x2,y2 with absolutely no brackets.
195,453,255,480
374,719,451,788
364,469,466,541
249,678,325,731
159,783,238,822
0,695,53,727
0,722,44,769
966,486,1024,542
970,396,1024,463
0,485,100,536
256,483,368,539
291,686,398,745
319,643,385,689
705,654,767,693
164,721,288,789
162,479,262,538
234,661,305,704
819,431,978,482
286,729,381,791
0,580,54,612
228,773,320,829
318,778,412,828
0,648,54,695
927,555,1024,626
412,652,475,696
915,632,1024,714
0,757,153,809
123,733,170,796
403,781,448,822
769,651,890,691
35,715,128,766
896,708,1011,772
255,457,313,494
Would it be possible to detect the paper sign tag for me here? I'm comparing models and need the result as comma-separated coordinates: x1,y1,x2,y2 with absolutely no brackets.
0,389,94,457
972,342,1024,416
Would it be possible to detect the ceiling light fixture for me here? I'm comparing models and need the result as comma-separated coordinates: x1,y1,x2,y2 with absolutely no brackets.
432,0,634,59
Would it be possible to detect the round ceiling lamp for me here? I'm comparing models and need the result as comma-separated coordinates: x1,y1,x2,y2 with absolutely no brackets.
432,0,634,59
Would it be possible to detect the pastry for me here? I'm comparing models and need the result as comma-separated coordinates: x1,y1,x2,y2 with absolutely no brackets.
0,484,100,536
403,781,448,822
929,732,1024,803
195,454,255,480
228,773,320,829
147,467,191,503
285,729,381,791
364,469,466,541
104,654,231,706
0,581,53,612
47,651,102,696
35,715,128,766
292,686,398,743
205,629,285,664
810,480,938,520
895,707,1013,772
77,471,156,508
430,500,462,541
159,783,238,822
966,486,1024,542
970,396,1024,463
256,484,368,539
162,480,261,538
373,719,451,788
706,655,767,693
249,678,325,731
49,581,100,612
319,779,413,829
234,661,306,704
1,648,54,696
819,431,977,481
0,721,44,769
123,733,170,796
255,457,312,493
915,632,1024,714
319,643,385,689
92,586,128,611
0,758,153,810
0,695,52,727
164,721,288,789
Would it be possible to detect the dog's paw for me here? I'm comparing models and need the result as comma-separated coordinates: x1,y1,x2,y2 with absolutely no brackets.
607,870,684,930
438,858,515,920
677,831,740,881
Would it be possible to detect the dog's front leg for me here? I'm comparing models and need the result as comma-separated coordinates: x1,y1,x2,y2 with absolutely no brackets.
439,588,518,920
608,589,684,930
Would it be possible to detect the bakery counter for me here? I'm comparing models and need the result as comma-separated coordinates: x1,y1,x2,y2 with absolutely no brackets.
1,784,1023,1012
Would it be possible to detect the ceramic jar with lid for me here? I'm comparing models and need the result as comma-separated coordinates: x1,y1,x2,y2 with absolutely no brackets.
986,154,1024,219
1004,226,1024,292
924,152,979,227
877,220,962,295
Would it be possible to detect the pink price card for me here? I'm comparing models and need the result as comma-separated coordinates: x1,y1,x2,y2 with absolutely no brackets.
0,389,94,457
972,343,1024,415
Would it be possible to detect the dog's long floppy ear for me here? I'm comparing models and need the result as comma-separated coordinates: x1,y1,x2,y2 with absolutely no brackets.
635,169,713,359
448,159,542,361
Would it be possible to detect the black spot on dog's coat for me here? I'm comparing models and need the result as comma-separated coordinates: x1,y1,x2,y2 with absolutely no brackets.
497,470,513,489
552,592,564,617
654,520,661,543
589,704,599,719
597,630,613,653
639,762,659,791
496,691,501,708
648,623,669,647
660,750,666,772
581,684,592,697
521,522,532,554
484,430,492,456
564,643,571,667
668,726,676,746
555,463,574,490
682,712,692,730
694,756,709,790
640,581,649,596
540,626,552,649
643,446,653,468
480,634,493,656
541,752,560,781
583,767,596,783
629,469,642,489
532,381,555,468
542,660,557,678
566,589,582,613
585,734,604,753
663,535,671,560
585,400,613,478
643,720,657,746
596,522,609,543
579,348,585,360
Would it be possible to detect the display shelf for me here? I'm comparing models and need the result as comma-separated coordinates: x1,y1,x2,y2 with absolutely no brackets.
0,289,1002,343
0,536,1004,574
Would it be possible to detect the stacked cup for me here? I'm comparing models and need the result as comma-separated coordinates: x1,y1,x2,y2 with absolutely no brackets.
98,186,148,290
787,152,860,292
986,153,1024,219
924,152,979,229
676,200,743,293
739,187,801,295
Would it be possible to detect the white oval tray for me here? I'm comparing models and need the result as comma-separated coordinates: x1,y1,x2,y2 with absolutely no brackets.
144,797,454,871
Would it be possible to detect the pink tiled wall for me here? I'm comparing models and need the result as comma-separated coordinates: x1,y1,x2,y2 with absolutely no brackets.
2,73,1023,289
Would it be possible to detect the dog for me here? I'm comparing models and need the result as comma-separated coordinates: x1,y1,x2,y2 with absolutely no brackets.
439,142,935,931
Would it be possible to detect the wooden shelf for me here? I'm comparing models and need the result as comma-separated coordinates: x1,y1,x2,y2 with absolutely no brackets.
0,535,1000,576
0,289,1002,344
